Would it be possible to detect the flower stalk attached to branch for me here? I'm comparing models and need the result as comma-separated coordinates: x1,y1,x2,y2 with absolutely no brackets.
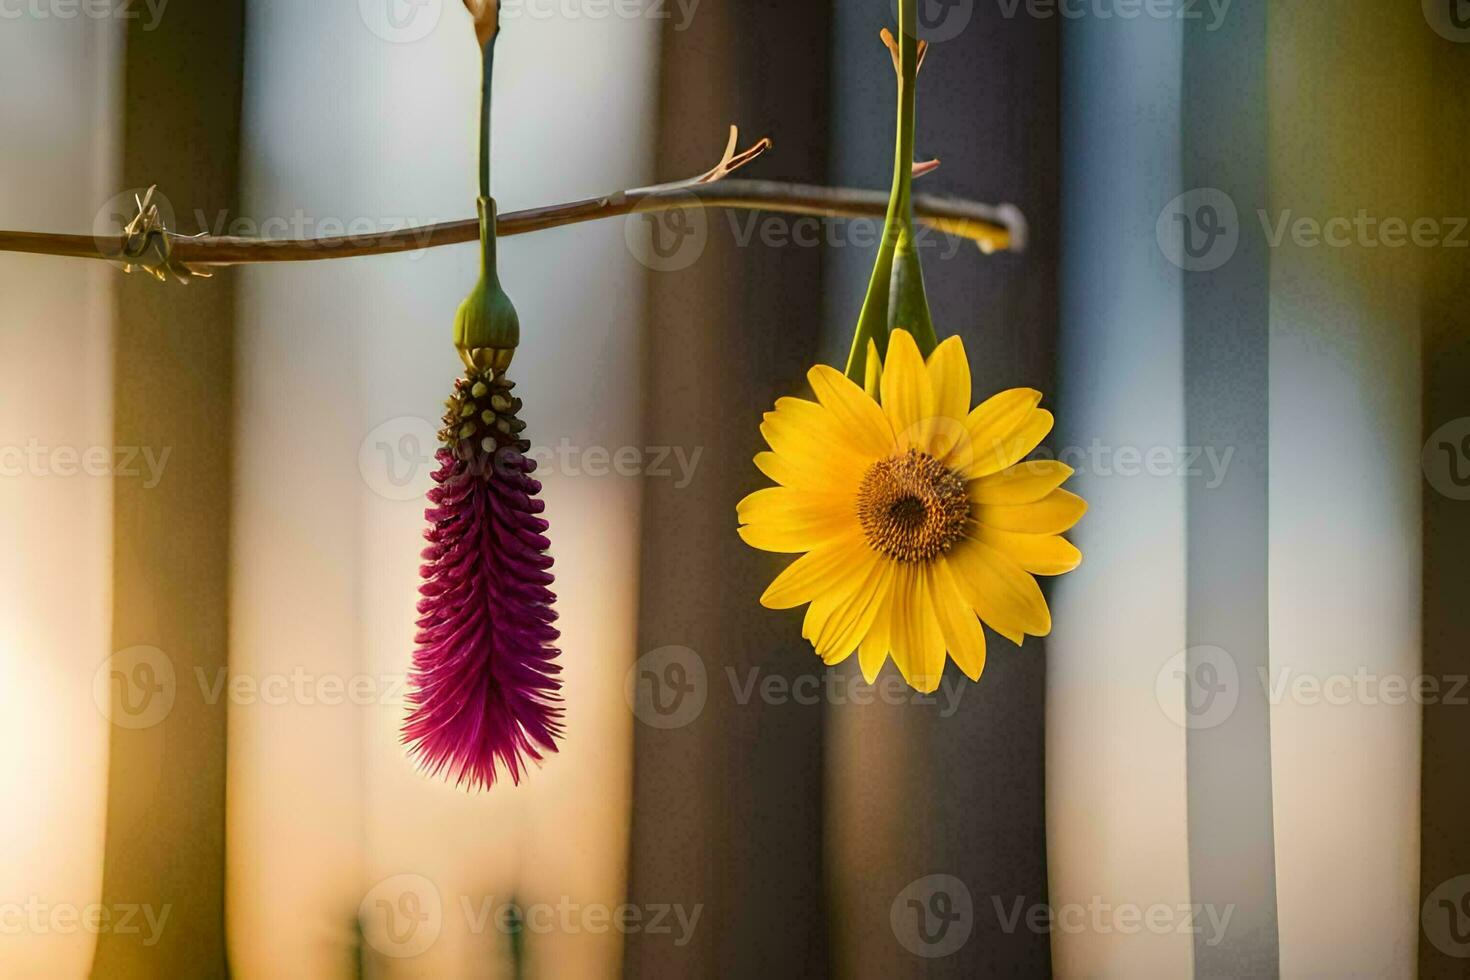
845,3,938,386
404,1,563,790
739,1,1086,695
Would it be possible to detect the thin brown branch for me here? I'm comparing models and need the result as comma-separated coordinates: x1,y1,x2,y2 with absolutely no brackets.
0,185,1023,270
0,125,1024,277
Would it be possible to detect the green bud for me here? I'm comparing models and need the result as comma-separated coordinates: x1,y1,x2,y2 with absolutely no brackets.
454,197,520,357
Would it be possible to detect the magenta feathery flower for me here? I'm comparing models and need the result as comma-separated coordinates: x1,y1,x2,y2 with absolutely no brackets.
402,367,563,790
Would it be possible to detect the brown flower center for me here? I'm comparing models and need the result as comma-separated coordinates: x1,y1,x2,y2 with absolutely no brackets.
857,448,969,563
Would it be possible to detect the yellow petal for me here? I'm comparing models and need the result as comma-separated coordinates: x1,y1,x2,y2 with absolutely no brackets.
737,487,856,553
880,329,935,453
888,563,946,693
942,388,1040,473
768,397,874,459
969,459,1074,505
971,526,1082,576
760,404,871,481
947,537,1052,638
803,591,835,644
807,364,895,459
957,408,1054,480
974,489,1087,535
760,535,872,610
813,554,891,665
925,335,972,423
905,336,973,459
928,560,986,681
753,451,839,494
737,485,849,524
857,570,896,683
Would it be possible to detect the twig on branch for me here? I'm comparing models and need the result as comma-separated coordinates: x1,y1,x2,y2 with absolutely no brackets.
0,127,1025,280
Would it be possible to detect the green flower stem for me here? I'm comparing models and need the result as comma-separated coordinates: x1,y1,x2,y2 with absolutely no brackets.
457,21,520,360
479,33,495,200
844,0,938,384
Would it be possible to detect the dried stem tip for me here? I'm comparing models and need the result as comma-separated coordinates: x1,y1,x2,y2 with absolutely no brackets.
463,0,499,48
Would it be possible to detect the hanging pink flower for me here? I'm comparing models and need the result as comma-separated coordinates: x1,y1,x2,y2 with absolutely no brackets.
402,368,563,790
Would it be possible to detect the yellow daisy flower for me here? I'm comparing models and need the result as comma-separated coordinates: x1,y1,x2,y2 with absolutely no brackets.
737,329,1086,693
